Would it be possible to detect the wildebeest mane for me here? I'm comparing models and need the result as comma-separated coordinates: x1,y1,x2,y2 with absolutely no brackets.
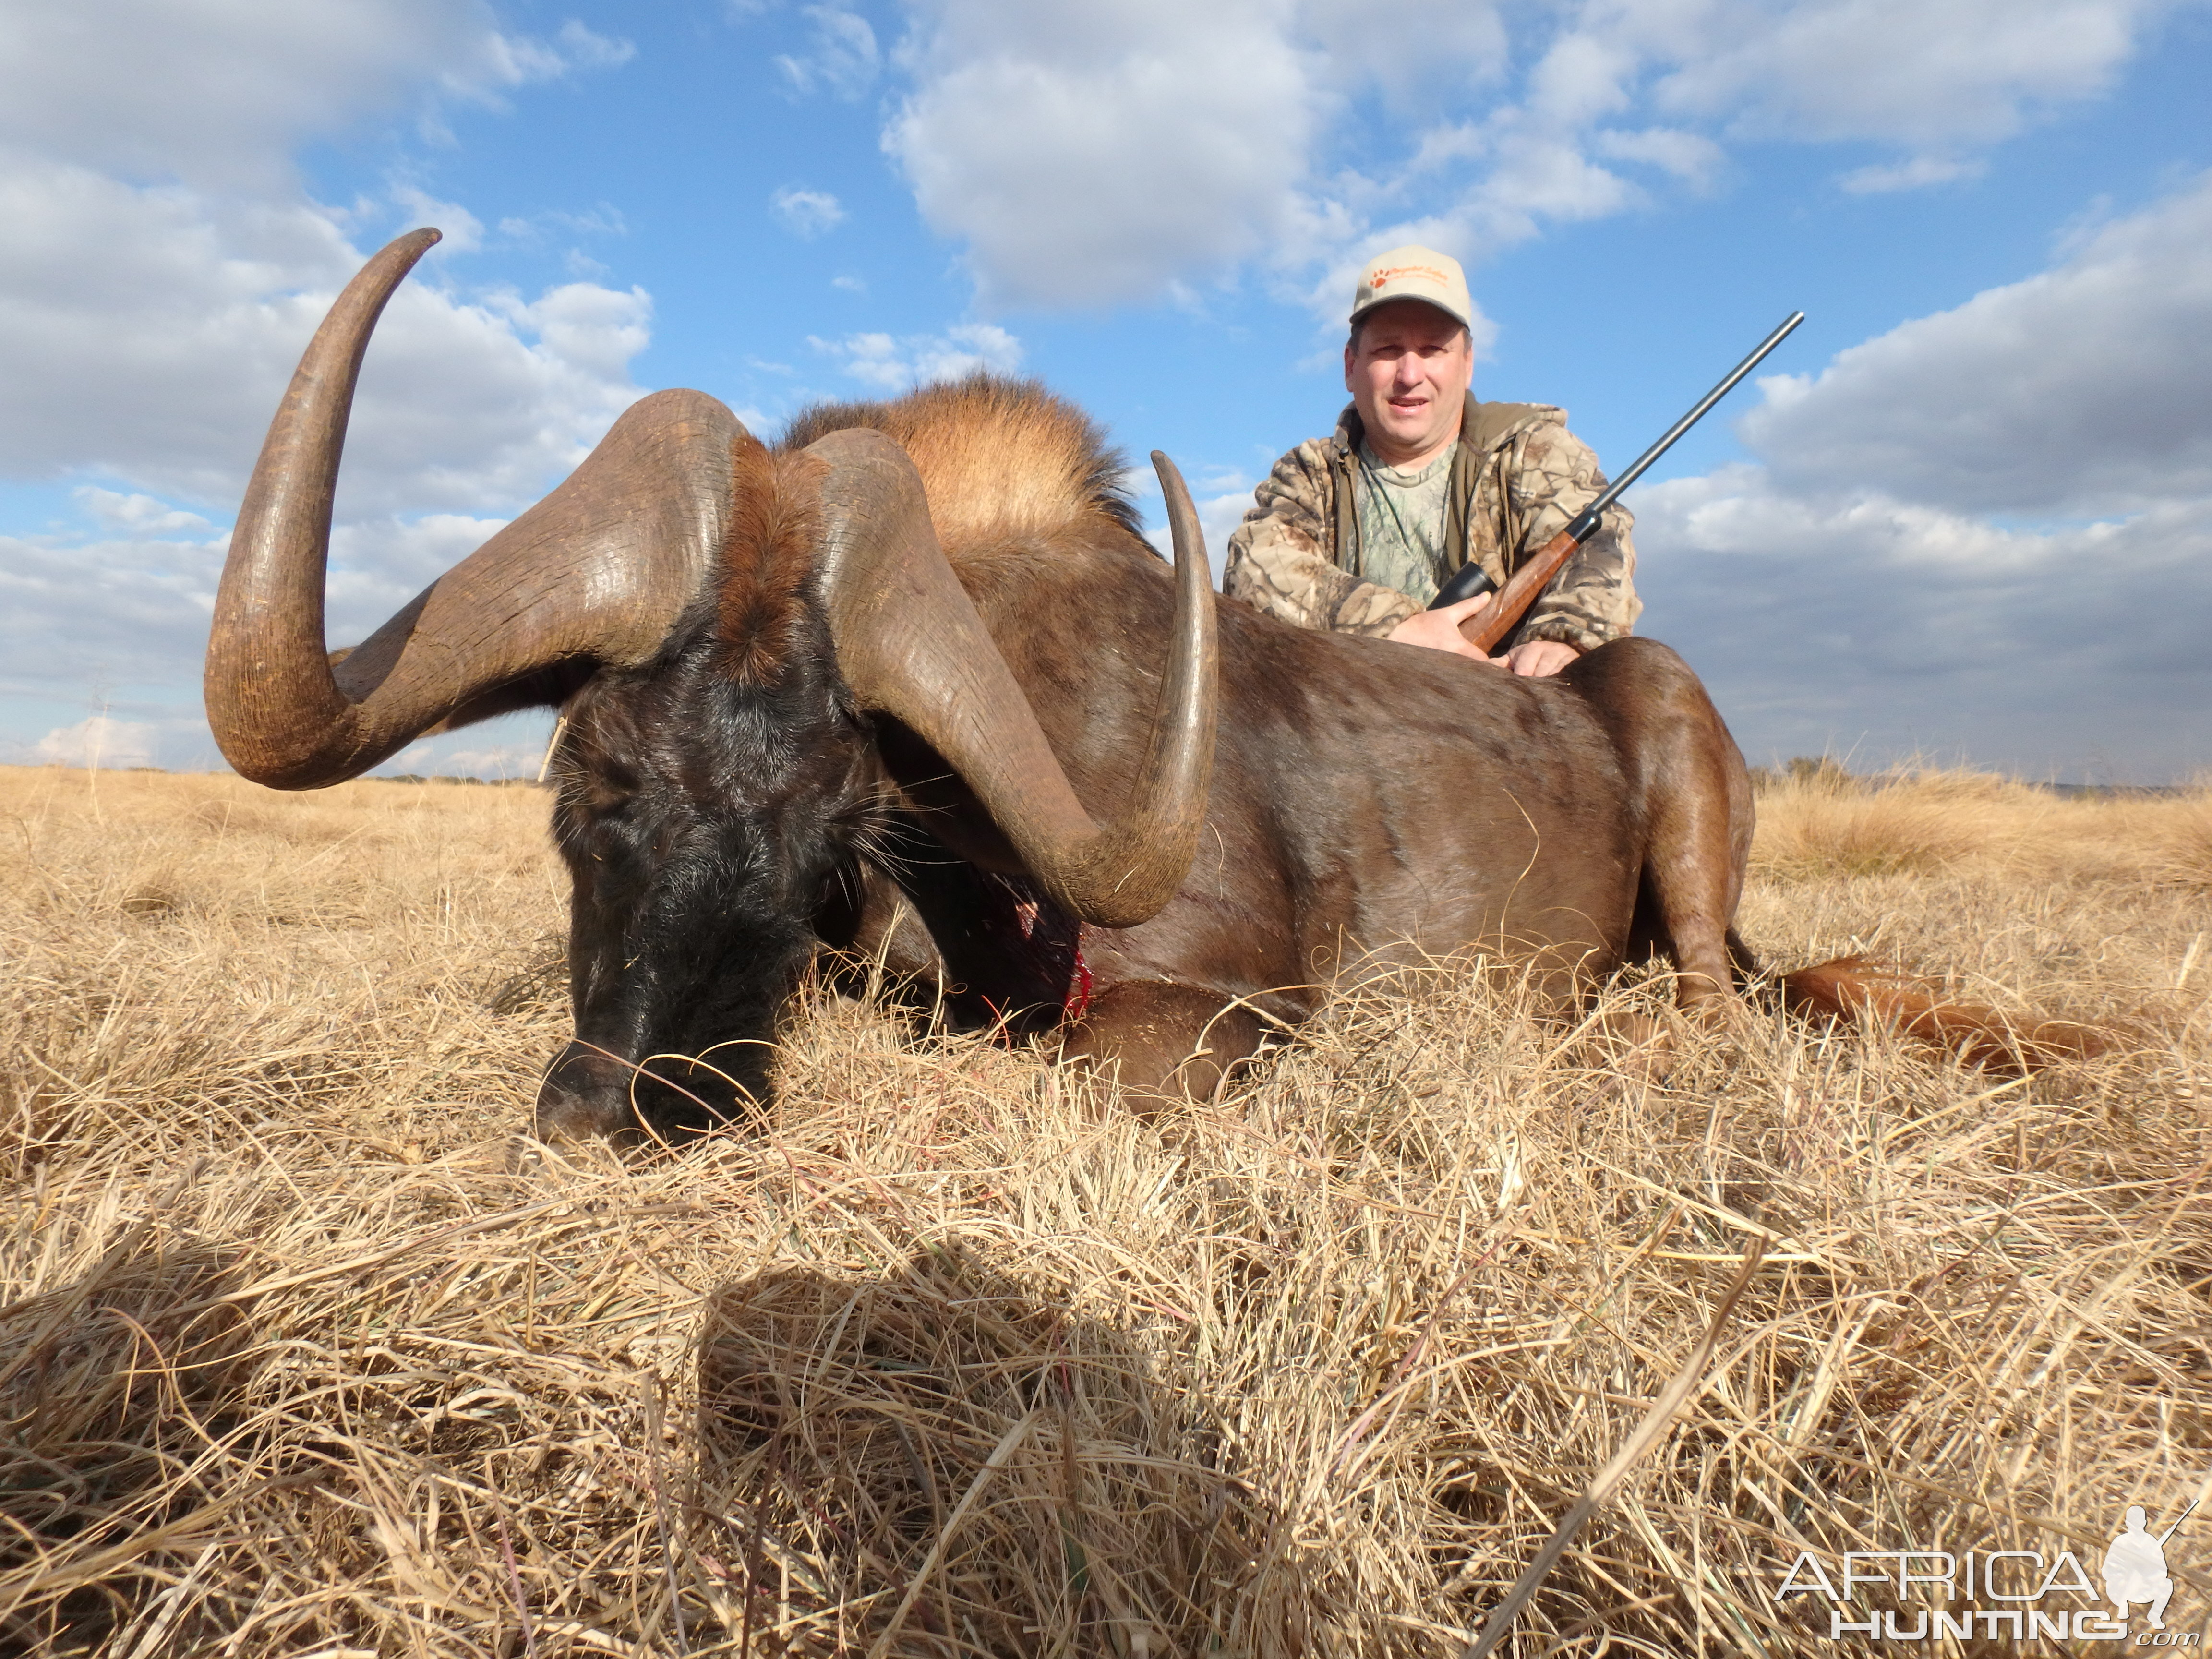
779,372,1143,557
715,435,825,689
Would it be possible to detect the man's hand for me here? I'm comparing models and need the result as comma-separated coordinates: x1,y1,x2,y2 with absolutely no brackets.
1498,638,1580,677
1386,592,1503,664
1385,596,1582,676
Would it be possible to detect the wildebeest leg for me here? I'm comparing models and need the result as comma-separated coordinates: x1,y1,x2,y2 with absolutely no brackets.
1641,772,1743,1011
1058,980,1268,1107
1567,639,1753,1013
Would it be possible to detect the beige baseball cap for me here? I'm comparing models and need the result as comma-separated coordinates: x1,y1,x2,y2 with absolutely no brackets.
1349,244,1474,330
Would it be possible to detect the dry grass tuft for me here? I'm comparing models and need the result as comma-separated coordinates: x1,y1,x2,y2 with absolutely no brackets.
2154,792,2212,891
1750,764,2212,893
3,764,2208,1655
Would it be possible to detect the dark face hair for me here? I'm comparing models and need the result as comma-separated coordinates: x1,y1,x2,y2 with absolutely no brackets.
535,601,882,1142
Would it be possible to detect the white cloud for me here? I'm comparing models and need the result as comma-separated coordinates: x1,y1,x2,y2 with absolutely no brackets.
1636,476,2212,777
1124,455,1256,585
0,0,655,519
771,186,847,239
1169,484,1257,588
1295,0,1510,98
1740,172,2212,517
0,508,517,710
1644,0,2160,150
324,514,520,630
0,493,572,778
337,276,650,513
475,18,635,85
0,0,649,782
73,488,215,536
776,4,881,99
544,204,627,237
811,322,1023,389
387,727,553,780
1837,155,1984,195
389,184,486,251
871,0,2178,315
0,0,630,190
498,203,629,244
1627,171,2212,779
0,0,471,189
0,155,653,513
0,519,228,696
884,0,1316,307
1193,487,1254,582
0,1,653,776
1592,126,1728,190
31,715,156,769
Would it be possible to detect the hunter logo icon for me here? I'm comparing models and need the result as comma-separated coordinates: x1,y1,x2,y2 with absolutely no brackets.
2106,1501,2193,1630
1773,1488,2203,1642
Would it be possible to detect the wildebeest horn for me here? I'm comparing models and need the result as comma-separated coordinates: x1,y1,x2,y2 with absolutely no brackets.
809,428,1217,929
206,228,744,787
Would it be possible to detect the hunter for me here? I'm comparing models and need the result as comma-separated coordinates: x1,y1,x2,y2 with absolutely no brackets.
1224,245,1639,676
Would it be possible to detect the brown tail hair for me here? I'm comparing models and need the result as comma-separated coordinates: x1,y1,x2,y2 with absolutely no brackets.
1779,956,2117,1073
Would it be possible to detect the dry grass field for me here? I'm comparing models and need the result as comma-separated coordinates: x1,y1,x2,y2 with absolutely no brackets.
2,760,2208,1657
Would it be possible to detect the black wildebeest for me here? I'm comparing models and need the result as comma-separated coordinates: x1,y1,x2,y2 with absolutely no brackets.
207,232,2104,1141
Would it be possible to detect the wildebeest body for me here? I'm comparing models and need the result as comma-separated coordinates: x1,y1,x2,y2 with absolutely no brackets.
207,228,1773,1138
506,386,1756,1119
877,529,1744,1054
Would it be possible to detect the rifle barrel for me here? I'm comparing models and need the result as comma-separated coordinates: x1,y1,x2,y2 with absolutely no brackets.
1581,310,1804,529
1425,311,1804,618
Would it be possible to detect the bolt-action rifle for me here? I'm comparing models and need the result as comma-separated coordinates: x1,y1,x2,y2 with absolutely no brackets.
1428,311,1805,652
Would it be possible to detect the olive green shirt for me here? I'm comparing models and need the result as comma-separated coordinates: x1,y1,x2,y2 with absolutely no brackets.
1352,442,1454,608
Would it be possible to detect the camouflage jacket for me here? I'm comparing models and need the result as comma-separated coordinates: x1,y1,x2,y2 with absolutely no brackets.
1222,397,1641,653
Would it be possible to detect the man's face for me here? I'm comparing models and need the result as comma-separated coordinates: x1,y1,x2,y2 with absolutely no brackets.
1343,299,1474,467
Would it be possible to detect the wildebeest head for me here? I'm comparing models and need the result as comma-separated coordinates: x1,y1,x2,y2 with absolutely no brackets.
203,228,1217,1143
536,443,884,1136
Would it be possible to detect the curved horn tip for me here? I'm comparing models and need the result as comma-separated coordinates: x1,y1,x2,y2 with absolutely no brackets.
1149,449,1212,574
1150,449,1198,524
362,226,443,281
336,226,445,302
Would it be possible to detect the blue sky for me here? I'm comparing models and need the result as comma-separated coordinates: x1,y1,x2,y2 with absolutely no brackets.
2,0,2208,781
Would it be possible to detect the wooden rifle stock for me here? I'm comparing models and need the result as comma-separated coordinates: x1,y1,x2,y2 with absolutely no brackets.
1427,310,1805,656
1459,524,1582,651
